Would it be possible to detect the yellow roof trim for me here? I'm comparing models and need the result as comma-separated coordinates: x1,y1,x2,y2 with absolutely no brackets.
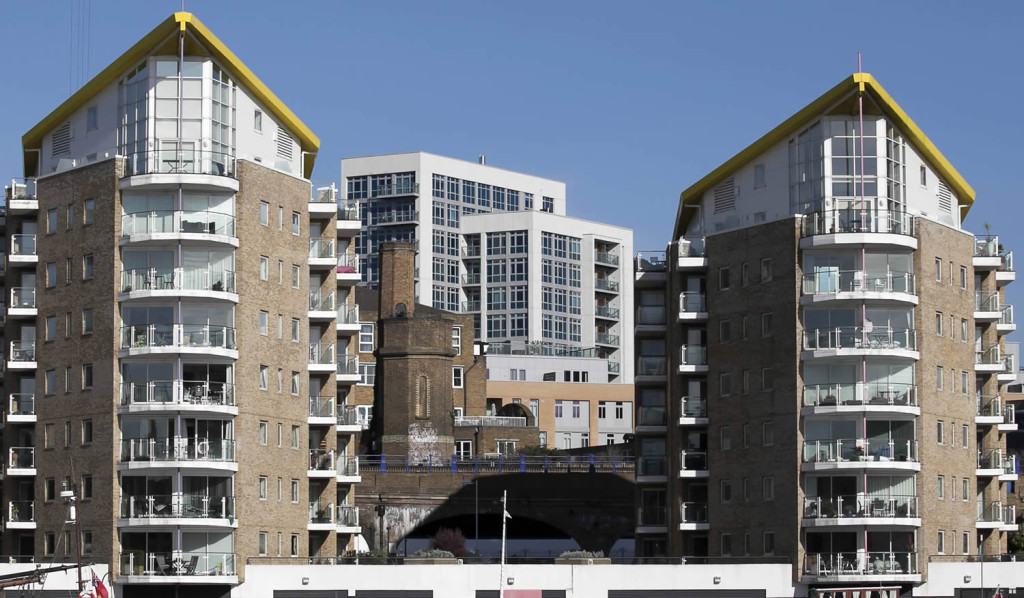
22,12,320,178
673,73,974,237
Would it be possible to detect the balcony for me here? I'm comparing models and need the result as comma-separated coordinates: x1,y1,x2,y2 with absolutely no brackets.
997,305,1016,334
678,396,708,425
7,341,36,370
975,346,1004,373
1001,455,1019,482
117,551,236,581
370,182,419,199
309,344,336,374
678,292,707,321
122,148,236,180
804,551,918,579
6,393,36,424
309,396,335,424
461,273,481,285
637,456,667,479
119,494,235,522
462,300,481,312
336,304,360,334
336,254,360,284
336,505,361,531
636,406,666,429
309,449,336,478
595,333,619,347
595,279,620,293
120,380,236,413
801,269,916,304
997,251,1015,284
635,251,667,276
973,235,1003,269
976,395,1007,425
337,201,360,234
802,439,919,471
595,251,620,267
337,456,361,482
636,306,665,327
595,305,620,320
801,382,917,412
679,345,708,373
5,178,38,213
9,234,37,265
309,238,337,269
977,450,1005,477
679,502,709,530
802,327,917,359
309,291,336,319
5,500,35,530
607,360,620,374
119,325,237,358
120,268,236,297
636,356,666,377
6,447,35,475
119,438,237,470
975,291,1002,321
676,237,707,269
800,209,916,247
636,506,668,530
309,183,338,215
336,355,359,383
120,210,237,244
8,287,36,317
679,451,708,478
455,415,528,428
976,501,1008,529
1000,353,1017,382
337,406,369,431
372,209,419,226
802,494,919,525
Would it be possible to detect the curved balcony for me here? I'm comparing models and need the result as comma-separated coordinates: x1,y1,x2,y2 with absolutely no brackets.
802,327,917,361
679,451,708,478
803,551,918,582
119,380,237,415
678,292,707,321
800,209,917,250
120,210,238,247
5,447,35,476
117,551,236,583
802,494,919,527
802,439,919,472
801,270,916,305
801,383,918,416
120,148,238,189
8,287,36,317
678,396,708,425
679,502,709,531
119,324,237,359
118,438,237,473
5,500,35,530
7,341,36,370
119,268,237,301
6,393,36,424
118,494,236,527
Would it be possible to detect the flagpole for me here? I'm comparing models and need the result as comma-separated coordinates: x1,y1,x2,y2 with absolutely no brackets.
499,490,508,597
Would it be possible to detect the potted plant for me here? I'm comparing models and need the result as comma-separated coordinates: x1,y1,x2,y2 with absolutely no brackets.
555,550,610,564
212,280,224,292
406,548,459,564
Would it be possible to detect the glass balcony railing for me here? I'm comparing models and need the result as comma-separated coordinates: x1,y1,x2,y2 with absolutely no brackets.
637,356,666,376
7,500,34,523
978,449,1004,470
373,210,419,225
5,178,36,201
635,251,667,272
803,438,918,463
121,210,236,237
975,235,1001,258
122,148,235,178
681,451,708,473
595,305,620,319
803,327,915,351
595,279,620,292
370,182,419,198
680,345,707,366
120,494,234,519
337,201,359,221
462,246,481,258
976,345,1002,366
462,273,481,285
309,292,335,312
802,493,918,519
118,551,236,577
337,355,359,376
802,270,915,295
119,438,236,463
337,505,360,526
336,254,360,275
10,234,36,256
120,380,234,407
120,325,236,351
337,304,359,324
309,396,335,419
120,268,236,293
309,449,335,472
636,506,667,527
7,447,34,469
595,333,619,346
804,552,917,576
310,238,336,260
977,395,1003,418
461,300,481,312
9,287,35,309
680,502,708,524
680,396,707,418
801,209,915,237
336,406,363,427
8,393,35,416
801,382,916,407
337,456,360,478
309,502,335,524
309,344,335,365
9,341,35,362
976,291,1000,312
637,406,666,427
679,292,706,313
977,501,1005,523
636,306,665,325
595,251,620,266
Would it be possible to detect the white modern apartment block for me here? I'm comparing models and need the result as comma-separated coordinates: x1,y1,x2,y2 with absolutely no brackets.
342,152,634,383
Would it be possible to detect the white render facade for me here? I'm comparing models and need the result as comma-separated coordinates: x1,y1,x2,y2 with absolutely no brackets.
342,152,634,383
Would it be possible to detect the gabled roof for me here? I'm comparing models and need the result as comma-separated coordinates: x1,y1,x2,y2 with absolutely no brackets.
673,73,974,237
22,12,319,178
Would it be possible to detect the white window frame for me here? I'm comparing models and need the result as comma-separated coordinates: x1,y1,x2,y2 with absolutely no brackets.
452,366,464,388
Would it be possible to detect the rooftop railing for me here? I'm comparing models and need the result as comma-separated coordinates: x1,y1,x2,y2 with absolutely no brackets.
454,416,528,428
635,251,667,272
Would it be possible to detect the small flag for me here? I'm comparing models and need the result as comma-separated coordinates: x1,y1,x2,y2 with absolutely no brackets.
504,510,512,520
91,568,109,598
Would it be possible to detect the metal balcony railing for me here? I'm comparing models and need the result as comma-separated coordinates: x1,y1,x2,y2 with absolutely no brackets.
978,449,1004,470
337,457,360,477
120,268,236,293
309,449,335,472
976,345,1002,365
337,304,359,325
680,396,707,418
8,393,35,416
454,416,528,428
120,324,236,351
336,406,364,427
803,439,918,463
977,395,1002,418
121,210,236,237
802,270,915,295
679,292,706,313
10,234,36,256
120,494,234,519
802,383,917,407
310,238,336,260
596,333,620,346
373,210,419,225
5,178,36,201
636,506,667,527
118,551,236,577
119,380,234,406
595,279,620,292
309,292,335,312
370,182,419,198
595,251,619,266
309,396,335,418
337,201,359,221
975,235,1000,258
119,438,236,463
121,148,236,178
801,209,915,237
635,251,667,272
804,552,916,576
336,254,360,274
637,406,666,427
803,327,916,351
9,287,35,309
977,501,1004,523
802,494,918,518
976,291,1000,312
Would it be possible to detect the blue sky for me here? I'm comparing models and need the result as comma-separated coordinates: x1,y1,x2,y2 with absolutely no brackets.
3,1,1023,326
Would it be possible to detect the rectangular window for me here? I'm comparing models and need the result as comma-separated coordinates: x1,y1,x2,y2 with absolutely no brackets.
935,311,943,336
289,371,299,396
753,163,766,188
937,531,945,554
720,426,731,450
291,318,300,342
762,421,774,446
66,257,73,283
935,257,942,281
936,366,943,390
962,424,969,449
81,419,93,444
920,165,928,186
254,109,263,132
259,201,269,226
46,262,57,287
719,267,731,290
741,370,750,394
720,480,732,504
66,204,74,229
291,212,300,235
760,258,772,282
291,479,299,502
961,318,968,343
259,365,268,390
258,532,268,556
258,476,268,500
259,421,268,446
743,478,752,502
763,477,775,501
46,316,57,341
741,315,748,339
291,425,300,449
45,370,57,395
937,475,944,500
761,312,773,336
277,368,283,393
761,367,773,391
81,363,93,389
960,266,967,289
962,477,969,501
87,106,98,130
720,372,732,397
84,199,95,224
292,265,300,288
278,260,283,285
741,263,749,286
719,319,731,343
47,209,57,233
277,423,282,447
259,256,269,281
359,324,374,352
82,309,94,335
937,420,944,444
82,475,93,499
83,254,94,279
259,311,268,335
962,532,970,555
359,363,376,386
291,534,300,557
452,326,462,355
452,366,464,388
